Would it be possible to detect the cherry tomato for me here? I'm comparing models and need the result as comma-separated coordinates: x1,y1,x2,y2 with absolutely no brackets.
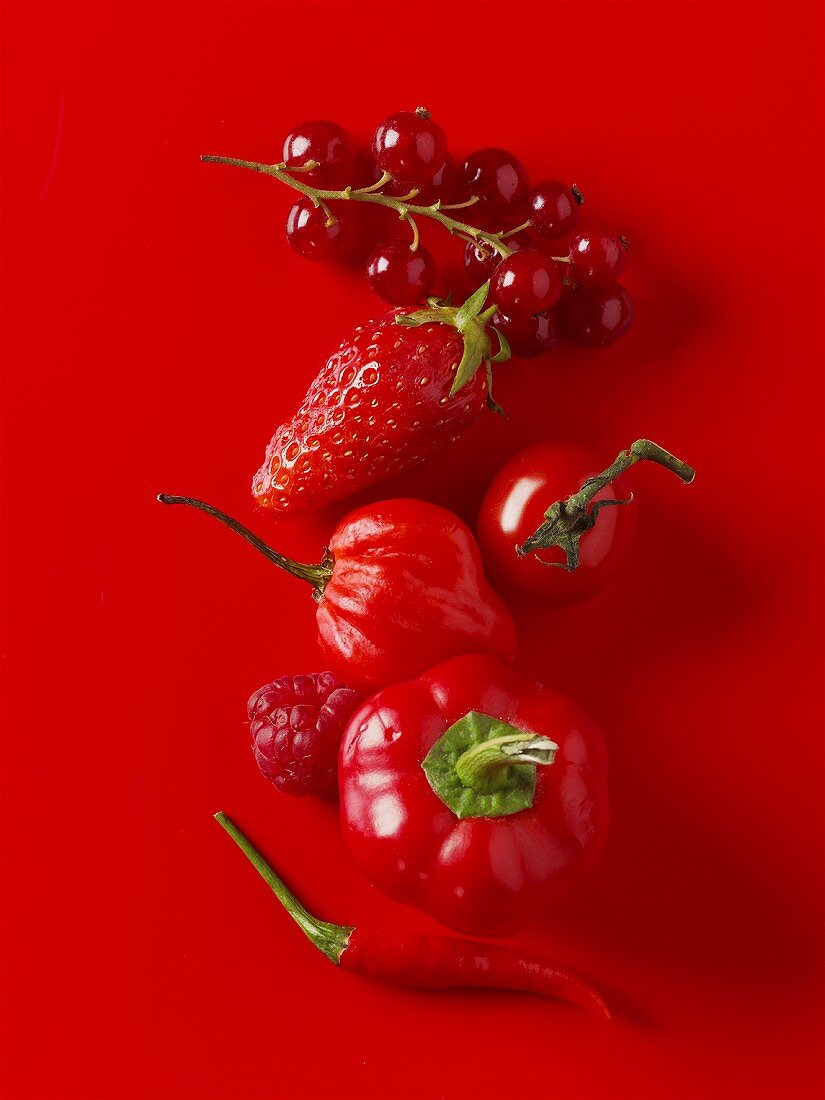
477,442,636,605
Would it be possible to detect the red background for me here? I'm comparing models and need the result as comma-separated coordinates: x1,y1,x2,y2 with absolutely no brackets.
2,2,824,1097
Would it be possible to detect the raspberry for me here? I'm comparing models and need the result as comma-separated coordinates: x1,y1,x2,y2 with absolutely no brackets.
248,672,363,797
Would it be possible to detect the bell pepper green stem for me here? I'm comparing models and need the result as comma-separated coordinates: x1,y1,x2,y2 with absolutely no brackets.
157,495,333,600
214,812,352,964
455,734,558,794
423,712,555,818
517,438,696,568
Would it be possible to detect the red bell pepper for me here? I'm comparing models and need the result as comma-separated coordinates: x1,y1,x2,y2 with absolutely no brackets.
158,496,515,691
339,654,609,936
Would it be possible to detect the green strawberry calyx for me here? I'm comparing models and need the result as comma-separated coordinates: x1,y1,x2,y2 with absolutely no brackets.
395,280,510,416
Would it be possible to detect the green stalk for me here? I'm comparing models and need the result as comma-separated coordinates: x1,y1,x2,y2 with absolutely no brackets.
215,813,352,963
517,439,696,570
200,154,569,263
455,734,558,794
422,711,557,819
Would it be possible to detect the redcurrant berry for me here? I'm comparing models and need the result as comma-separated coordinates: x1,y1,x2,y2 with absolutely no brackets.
413,154,460,205
462,148,529,226
569,227,629,288
493,309,559,358
527,180,582,238
561,284,634,346
463,231,531,285
491,249,563,318
373,109,447,185
282,120,356,187
366,239,437,305
285,198,354,261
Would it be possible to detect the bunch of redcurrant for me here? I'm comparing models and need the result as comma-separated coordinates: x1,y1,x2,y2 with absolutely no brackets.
278,109,634,355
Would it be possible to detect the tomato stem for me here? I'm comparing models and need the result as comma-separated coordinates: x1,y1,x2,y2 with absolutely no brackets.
157,494,333,600
517,439,696,570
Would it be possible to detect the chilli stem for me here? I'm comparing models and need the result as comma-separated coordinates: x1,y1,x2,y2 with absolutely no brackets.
214,813,352,963
157,494,333,599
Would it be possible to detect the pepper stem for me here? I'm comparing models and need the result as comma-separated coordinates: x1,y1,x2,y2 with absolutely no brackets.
517,438,696,570
214,812,352,963
423,712,557,819
157,495,334,600
455,734,558,794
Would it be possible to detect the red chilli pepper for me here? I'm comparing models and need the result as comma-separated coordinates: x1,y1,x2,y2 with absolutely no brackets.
339,655,609,936
158,496,515,692
215,812,609,1018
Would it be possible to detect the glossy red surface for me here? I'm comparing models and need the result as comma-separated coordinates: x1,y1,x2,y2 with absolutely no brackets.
318,501,515,690
282,119,357,188
569,226,629,288
527,179,581,239
285,196,356,260
366,238,437,305
341,927,609,1016
492,307,560,358
373,111,447,185
562,281,635,345
491,248,564,318
462,146,530,225
339,655,608,936
477,441,636,604
1,3,823,1099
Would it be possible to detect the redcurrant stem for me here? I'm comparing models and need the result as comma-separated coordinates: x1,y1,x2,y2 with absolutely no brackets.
355,171,392,194
503,221,532,238
454,230,485,248
440,195,480,211
393,187,421,203
408,216,420,252
200,154,512,258
279,160,320,174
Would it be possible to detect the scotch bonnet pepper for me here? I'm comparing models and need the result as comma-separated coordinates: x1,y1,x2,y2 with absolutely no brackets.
158,495,515,691
339,655,609,936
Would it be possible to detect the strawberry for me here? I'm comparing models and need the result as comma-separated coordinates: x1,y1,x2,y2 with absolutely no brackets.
252,283,509,517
